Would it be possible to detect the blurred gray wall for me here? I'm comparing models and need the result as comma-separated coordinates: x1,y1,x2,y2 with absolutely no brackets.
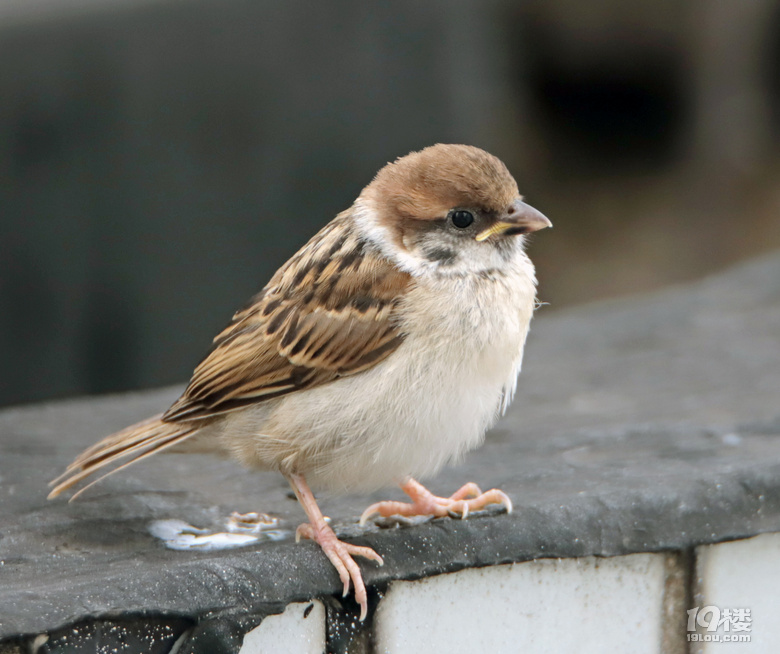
2,0,779,406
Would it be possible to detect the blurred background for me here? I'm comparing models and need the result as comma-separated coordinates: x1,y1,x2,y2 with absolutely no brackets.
1,0,779,407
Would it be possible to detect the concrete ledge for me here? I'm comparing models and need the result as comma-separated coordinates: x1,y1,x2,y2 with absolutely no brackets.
1,252,779,653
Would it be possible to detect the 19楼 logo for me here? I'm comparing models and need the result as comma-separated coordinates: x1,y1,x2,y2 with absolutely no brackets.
687,606,752,643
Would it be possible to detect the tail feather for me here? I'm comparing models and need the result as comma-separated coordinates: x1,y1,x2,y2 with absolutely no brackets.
48,414,197,500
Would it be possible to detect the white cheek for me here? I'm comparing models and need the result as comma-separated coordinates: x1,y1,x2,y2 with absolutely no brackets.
352,198,425,275
410,230,524,276
353,198,525,277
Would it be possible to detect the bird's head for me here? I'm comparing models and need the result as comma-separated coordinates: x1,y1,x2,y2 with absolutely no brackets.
357,144,551,275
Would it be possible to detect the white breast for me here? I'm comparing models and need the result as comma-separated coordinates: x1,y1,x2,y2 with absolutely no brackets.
227,252,537,492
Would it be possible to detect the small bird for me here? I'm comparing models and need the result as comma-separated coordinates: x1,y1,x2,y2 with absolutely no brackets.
49,144,551,620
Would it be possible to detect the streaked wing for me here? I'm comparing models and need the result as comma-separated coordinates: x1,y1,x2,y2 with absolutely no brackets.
163,211,411,422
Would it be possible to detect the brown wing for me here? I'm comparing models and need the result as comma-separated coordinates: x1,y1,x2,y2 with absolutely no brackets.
163,211,412,422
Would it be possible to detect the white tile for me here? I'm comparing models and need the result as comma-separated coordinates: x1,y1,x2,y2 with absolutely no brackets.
375,554,666,654
695,532,780,654
239,601,325,654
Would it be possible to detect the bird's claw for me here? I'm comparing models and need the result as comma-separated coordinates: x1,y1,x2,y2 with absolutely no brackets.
360,479,512,526
296,521,383,620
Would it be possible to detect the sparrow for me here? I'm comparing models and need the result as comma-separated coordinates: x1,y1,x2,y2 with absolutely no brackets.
49,144,552,620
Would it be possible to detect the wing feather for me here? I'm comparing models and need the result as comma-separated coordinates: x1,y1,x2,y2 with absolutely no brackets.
163,211,411,422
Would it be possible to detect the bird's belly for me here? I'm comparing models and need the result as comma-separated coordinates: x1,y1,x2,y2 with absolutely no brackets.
263,340,519,491
224,270,535,492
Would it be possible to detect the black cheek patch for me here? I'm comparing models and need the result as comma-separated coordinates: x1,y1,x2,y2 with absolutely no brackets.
424,247,458,265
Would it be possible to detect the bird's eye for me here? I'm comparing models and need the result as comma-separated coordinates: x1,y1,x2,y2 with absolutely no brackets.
450,210,474,229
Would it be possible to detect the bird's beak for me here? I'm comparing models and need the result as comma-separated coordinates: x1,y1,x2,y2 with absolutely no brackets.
475,199,552,242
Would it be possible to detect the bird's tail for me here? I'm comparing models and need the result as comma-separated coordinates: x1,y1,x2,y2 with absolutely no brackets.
48,414,197,501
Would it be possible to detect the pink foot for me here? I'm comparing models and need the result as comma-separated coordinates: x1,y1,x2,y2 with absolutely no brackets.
288,473,383,621
295,522,383,620
360,478,513,525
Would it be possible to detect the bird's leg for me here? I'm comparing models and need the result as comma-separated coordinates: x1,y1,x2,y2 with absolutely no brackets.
287,472,383,621
360,477,512,524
